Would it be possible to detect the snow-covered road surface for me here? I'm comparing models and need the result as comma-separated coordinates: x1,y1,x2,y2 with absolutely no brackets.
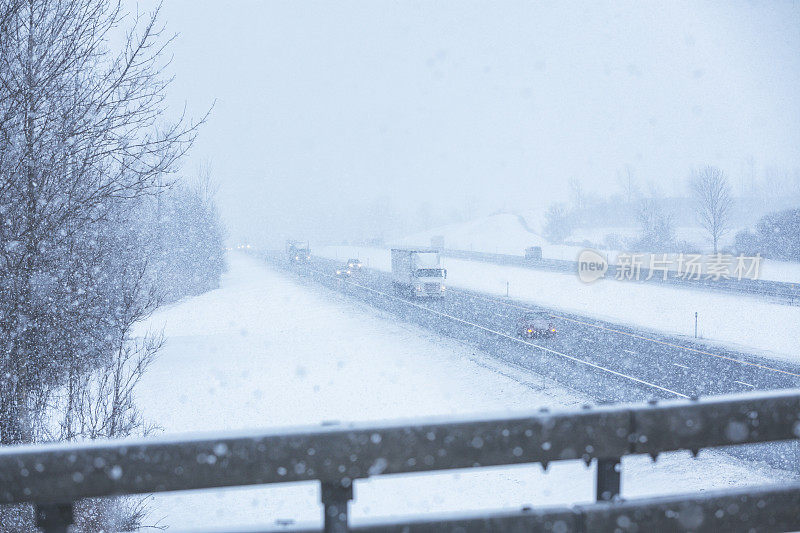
133,251,789,530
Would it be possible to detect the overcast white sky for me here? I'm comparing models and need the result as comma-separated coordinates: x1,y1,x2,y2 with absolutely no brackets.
130,1,800,243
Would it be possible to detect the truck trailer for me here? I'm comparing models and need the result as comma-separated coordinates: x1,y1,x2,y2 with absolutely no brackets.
391,248,446,298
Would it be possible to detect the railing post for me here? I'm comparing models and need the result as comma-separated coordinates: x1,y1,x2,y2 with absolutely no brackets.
321,480,353,533
596,457,621,501
35,502,74,533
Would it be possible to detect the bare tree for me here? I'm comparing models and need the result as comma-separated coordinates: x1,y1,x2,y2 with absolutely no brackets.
542,202,572,244
631,198,675,251
142,174,226,303
569,177,586,211
0,1,221,529
690,166,734,253
0,0,206,445
617,166,640,205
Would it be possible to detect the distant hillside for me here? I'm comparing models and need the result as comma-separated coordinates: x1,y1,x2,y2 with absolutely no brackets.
395,213,546,255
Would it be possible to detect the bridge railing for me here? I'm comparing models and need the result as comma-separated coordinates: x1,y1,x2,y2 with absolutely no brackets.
1,389,800,532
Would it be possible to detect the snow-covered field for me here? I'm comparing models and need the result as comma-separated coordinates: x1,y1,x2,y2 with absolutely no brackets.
319,246,800,363
130,251,791,530
396,214,800,283
397,213,575,260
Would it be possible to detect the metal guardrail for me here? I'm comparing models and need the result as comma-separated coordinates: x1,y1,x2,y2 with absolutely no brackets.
442,249,800,305
1,390,800,532
345,482,800,533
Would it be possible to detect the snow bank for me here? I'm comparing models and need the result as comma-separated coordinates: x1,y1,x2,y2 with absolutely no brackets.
134,251,788,529
318,246,800,363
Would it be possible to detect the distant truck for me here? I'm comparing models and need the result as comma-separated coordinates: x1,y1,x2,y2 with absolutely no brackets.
525,246,542,261
391,248,446,298
286,240,311,263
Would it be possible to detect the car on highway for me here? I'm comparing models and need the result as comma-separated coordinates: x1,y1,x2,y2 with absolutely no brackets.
346,258,363,270
516,311,556,338
335,265,352,277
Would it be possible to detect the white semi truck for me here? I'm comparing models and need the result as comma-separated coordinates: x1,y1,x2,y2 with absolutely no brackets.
391,248,446,298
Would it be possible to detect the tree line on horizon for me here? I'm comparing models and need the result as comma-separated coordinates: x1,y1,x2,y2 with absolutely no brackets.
542,167,799,262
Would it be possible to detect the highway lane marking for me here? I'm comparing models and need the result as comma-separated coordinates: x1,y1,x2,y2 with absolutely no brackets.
673,363,689,369
464,292,800,379
551,315,800,379
735,380,755,388
306,265,689,399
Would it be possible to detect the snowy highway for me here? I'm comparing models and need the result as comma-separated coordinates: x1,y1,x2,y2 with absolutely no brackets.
262,251,800,405
134,251,791,528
